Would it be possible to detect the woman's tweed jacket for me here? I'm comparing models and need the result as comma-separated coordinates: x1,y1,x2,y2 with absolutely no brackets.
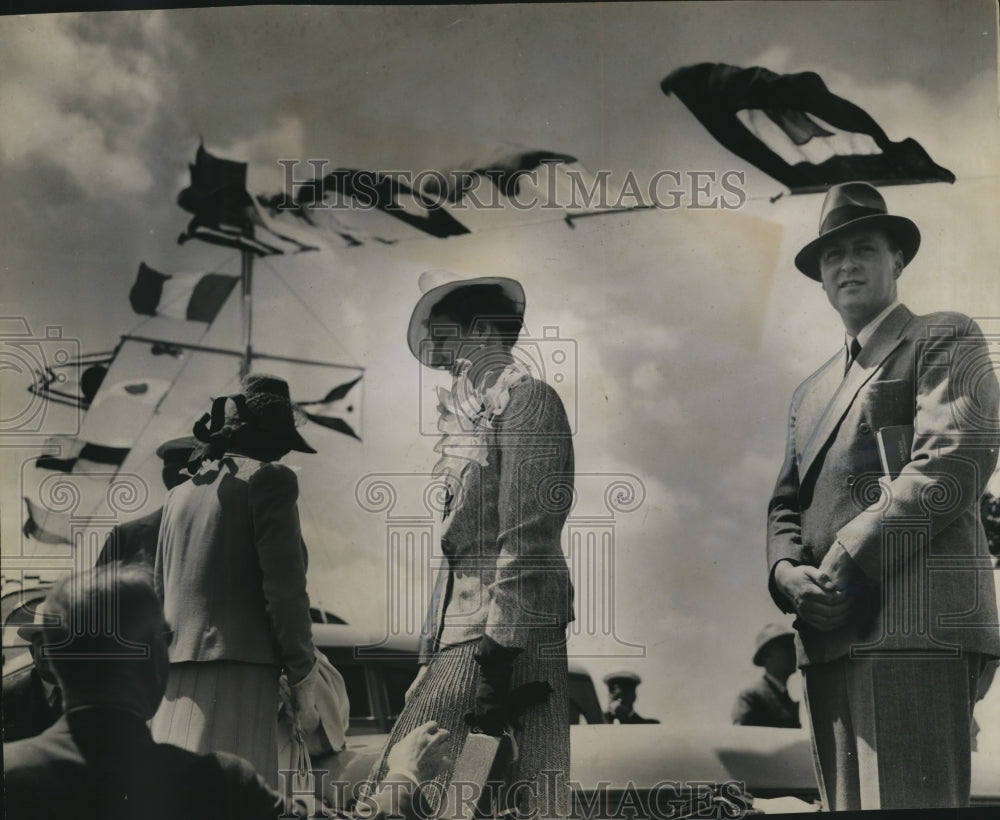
420,374,575,660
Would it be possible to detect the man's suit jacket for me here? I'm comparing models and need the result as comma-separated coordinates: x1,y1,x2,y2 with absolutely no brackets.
2,665,60,742
6,707,425,820
95,508,162,567
3,707,285,820
768,305,1000,666
155,455,315,683
731,676,800,728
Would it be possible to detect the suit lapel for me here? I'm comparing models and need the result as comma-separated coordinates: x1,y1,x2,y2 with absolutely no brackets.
795,353,843,462
798,304,913,481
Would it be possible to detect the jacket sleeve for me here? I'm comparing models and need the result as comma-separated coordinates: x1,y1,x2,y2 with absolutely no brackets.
417,563,449,666
766,387,806,612
248,462,316,683
486,380,574,649
836,317,1000,582
731,688,757,725
208,752,293,819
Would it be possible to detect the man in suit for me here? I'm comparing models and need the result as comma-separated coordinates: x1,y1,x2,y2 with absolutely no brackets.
602,671,660,724
2,599,62,741
732,623,800,728
767,181,1000,810
3,563,451,820
95,435,197,567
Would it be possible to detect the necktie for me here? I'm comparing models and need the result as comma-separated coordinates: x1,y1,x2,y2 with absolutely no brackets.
845,338,861,375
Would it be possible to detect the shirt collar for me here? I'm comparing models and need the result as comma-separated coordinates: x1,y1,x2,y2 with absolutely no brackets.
63,703,149,722
846,299,900,351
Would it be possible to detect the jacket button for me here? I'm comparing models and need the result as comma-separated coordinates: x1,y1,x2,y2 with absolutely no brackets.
859,422,872,434
846,475,856,486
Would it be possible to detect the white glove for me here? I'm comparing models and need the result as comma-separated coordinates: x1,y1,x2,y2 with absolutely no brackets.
290,660,321,736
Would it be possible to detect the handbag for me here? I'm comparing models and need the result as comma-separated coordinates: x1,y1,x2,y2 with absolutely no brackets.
278,650,351,760
286,713,328,818
291,720,313,793
308,651,350,754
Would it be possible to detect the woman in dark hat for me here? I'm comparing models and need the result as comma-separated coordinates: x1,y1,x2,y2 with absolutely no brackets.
150,374,320,788
366,271,576,817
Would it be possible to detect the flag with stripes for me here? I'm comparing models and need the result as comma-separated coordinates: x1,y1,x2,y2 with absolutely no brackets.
129,262,239,323
661,63,954,193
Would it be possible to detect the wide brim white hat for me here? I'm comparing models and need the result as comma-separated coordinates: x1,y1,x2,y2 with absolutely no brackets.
406,269,526,368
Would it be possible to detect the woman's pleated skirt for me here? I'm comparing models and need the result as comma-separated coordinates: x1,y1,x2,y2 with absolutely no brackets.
366,627,570,819
150,660,280,788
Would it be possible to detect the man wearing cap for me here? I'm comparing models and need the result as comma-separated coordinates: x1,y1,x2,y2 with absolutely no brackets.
731,624,800,728
767,182,999,810
2,600,62,741
603,671,659,724
95,435,197,567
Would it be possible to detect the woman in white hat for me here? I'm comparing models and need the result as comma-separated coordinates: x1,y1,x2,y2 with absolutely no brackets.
150,374,321,789
367,271,575,817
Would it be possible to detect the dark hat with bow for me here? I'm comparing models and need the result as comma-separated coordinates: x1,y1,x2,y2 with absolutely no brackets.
193,374,315,459
795,181,920,281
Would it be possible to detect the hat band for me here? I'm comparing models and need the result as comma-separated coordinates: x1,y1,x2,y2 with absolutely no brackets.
819,204,888,236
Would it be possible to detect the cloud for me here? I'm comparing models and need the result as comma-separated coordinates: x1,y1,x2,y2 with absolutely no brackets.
0,13,186,196
216,115,309,194
751,45,796,74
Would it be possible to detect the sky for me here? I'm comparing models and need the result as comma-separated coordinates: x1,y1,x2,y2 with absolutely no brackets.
2,0,1000,749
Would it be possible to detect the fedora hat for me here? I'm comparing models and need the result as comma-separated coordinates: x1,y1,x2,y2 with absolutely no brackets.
406,269,526,368
17,598,60,641
795,181,920,280
752,623,796,666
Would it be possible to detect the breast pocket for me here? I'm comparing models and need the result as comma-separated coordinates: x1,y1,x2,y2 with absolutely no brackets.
860,378,912,426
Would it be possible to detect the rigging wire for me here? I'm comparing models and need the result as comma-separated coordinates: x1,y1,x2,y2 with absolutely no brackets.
256,255,358,366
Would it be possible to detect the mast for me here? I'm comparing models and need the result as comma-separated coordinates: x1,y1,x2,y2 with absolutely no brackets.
239,247,254,378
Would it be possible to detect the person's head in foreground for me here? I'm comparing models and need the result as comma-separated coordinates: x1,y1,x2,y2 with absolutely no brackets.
39,563,170,720
7,563,452,820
